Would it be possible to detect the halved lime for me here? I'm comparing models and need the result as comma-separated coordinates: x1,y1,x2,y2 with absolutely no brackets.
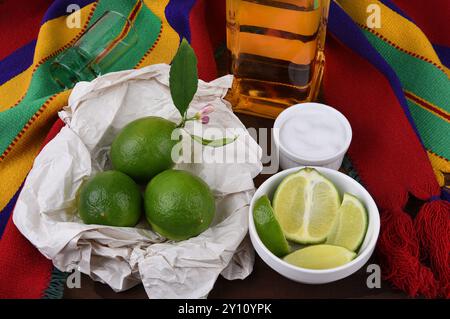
326,193,368,252
283,244,356,270
253,195,290,257
272,168,340,244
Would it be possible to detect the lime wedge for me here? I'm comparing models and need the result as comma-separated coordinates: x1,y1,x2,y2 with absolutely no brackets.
283,244,356,270
253,195,290,257
272,168,340,244
326,193,368,252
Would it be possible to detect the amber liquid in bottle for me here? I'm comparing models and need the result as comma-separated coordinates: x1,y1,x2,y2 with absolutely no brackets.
226,0,330,118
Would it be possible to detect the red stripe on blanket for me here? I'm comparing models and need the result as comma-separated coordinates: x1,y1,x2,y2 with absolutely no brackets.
323,35,439,206
0,120,64,299
0,216,53,298
404,91,450,122
391,0,450,47
0,0,53,61
189,0,217,81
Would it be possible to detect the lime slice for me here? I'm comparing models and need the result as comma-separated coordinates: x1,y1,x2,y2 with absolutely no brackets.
326,193,368,252
253,195,290,257
272,168,340,244
283,244,356,270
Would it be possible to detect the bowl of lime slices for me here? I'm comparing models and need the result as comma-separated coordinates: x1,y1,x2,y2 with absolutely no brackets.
249,166,380,284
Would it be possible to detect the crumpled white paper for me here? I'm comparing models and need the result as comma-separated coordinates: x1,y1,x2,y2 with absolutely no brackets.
13,64,263,299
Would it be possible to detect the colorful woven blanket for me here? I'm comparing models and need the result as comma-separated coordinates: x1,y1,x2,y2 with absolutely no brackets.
324,0,449,298
0,0,448,299
0,0,221,298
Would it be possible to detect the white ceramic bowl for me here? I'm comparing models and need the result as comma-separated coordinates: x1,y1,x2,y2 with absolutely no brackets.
249,166,380,284
273,103,352,170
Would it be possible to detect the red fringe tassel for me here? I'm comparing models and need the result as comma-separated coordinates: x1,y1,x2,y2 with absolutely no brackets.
377,208,439,298
415,200,450,298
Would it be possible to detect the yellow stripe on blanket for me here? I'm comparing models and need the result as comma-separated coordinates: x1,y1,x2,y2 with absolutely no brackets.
0,91,70,212
0,3,96,112
34,3,96,63
427,150,450,187
0,66,33,111
336,0,450,77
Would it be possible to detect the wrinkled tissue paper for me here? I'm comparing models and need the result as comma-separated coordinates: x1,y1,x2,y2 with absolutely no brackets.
13,64,263,298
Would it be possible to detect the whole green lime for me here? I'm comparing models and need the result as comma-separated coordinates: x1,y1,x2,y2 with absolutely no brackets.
78,170,142,227
110,116,179,183
144,169,216,241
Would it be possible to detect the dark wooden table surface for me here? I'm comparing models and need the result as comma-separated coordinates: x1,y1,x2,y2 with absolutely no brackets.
64,114,408,299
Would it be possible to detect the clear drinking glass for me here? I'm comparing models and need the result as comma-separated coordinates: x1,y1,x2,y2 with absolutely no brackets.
50,10,139,89
226,0,331,119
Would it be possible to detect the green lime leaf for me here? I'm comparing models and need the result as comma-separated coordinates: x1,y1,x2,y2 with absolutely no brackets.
170,38,198,117
190,134,238,147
